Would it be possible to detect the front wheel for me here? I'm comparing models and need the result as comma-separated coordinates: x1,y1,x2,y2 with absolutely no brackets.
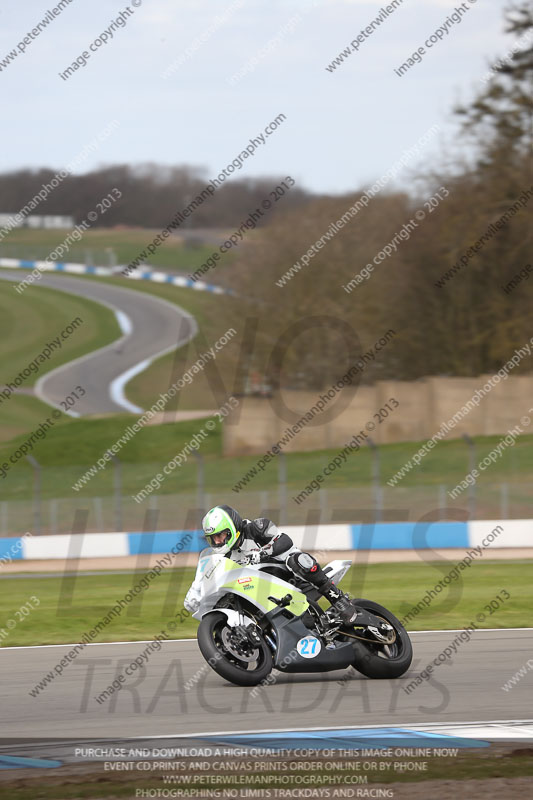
197,611,273,686
349,599,412,679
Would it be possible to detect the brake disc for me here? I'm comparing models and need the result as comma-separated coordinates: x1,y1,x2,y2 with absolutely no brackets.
221,627,259,663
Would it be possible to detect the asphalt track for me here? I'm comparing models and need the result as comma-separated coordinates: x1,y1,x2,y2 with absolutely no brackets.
1,629,531,743
0,270,197,415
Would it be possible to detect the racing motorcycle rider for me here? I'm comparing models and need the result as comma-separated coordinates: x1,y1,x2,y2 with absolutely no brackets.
184,504,358,626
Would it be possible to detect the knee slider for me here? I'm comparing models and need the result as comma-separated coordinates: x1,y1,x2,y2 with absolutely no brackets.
287,551,318,575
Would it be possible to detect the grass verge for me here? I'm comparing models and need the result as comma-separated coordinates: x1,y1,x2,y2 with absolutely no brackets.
0,410,532,503
0,227,221,272
0,561,530,647
0,280,120,387
0,281,120,442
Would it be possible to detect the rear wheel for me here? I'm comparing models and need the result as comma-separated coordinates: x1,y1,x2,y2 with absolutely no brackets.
349,599,412,679
197,611,273,686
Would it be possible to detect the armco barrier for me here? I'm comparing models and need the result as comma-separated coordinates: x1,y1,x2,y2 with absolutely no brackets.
23,532,129,560
0,521,528,561
351,522,469,550
125,267,231,295
128,530,202,555
275,524,352,551
0,258,110,277
0,258,230,295
468,519,530,548
0,537,24,562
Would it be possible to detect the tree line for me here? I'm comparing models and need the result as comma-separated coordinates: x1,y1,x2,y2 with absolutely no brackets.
0,164,313,229
1,2,531,387
221,1,533,386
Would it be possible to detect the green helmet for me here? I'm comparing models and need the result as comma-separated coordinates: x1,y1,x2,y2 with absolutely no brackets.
201,504,243,554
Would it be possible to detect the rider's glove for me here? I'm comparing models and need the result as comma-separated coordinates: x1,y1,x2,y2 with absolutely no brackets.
247,550,263,565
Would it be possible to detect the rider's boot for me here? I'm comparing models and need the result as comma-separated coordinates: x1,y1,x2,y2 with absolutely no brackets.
287,552,358,626
322,583,358,626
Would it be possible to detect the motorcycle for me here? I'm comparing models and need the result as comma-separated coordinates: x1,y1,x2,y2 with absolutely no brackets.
191,548,413,686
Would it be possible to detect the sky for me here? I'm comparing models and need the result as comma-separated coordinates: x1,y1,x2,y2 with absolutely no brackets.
0,0,513,195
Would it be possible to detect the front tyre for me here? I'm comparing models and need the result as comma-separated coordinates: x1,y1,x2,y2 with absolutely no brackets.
350,599,412,679
197,611,273,686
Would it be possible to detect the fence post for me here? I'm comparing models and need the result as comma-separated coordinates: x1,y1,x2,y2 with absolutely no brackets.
438,485,447,520
319,486,328,523
500,483,509,519
49,499,58,535
462,433,476,518
106,246,117,268
93,497,104,531
110,454,122,531
25,455,42,535
194,452,205,513
278,451,287,522
366,437,382,523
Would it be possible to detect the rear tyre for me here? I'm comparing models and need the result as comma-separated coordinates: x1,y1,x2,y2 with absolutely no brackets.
197,611,273,687
349,599,412,679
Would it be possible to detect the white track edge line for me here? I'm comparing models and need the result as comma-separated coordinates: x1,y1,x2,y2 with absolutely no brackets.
18,720,533,745
25,273,198,415
1,628,532,651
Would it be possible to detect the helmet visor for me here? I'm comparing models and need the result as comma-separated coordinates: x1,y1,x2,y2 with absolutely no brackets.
205,528,231,548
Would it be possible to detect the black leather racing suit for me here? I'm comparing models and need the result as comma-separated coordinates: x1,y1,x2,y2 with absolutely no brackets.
228,517,348,608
